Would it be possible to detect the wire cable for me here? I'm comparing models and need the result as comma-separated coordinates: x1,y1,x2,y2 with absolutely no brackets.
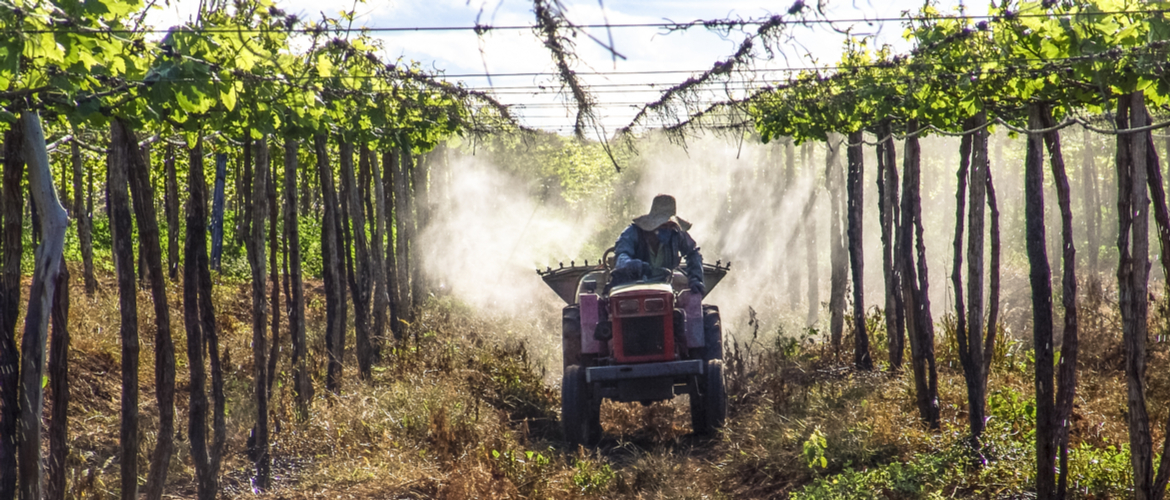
6,8,1168,34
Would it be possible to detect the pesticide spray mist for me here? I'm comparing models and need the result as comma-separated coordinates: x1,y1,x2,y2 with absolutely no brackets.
419,130,1039,372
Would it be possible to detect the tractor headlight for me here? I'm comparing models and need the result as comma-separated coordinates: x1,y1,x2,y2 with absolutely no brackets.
643,298,665,312
619,299,639,314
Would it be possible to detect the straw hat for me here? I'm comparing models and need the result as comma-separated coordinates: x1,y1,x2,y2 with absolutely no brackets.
633,194,692,231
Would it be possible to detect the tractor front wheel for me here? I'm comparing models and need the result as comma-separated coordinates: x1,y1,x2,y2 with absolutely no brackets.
689,376,707,434
562,365,600,447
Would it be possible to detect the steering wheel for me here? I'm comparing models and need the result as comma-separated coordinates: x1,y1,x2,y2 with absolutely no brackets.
601,246,616,271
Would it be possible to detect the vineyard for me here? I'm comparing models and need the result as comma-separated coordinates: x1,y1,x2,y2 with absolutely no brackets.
1,0,1170,499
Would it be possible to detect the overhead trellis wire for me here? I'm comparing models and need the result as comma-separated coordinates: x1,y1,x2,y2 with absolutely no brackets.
14,1,1168,144
29,51,1142,82
531,0,630,170
668,91,1170,147
614,2,1170,141
4,26,533,138
32,43,1161,135
534,0,599,140
641,9,1170,141
617,5,812,140
6,8,1167,34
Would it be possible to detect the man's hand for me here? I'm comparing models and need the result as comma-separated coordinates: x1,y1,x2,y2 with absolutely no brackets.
690,281,706,297
616,257,643,275
637,264,671,281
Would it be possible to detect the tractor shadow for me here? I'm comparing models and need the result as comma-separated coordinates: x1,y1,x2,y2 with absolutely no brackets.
585,396,722,462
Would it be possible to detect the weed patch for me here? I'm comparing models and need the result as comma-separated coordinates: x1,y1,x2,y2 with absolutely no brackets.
52,271,1161,499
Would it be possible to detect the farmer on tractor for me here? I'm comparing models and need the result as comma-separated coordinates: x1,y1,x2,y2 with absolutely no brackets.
612,194,705,297
537,193,729,446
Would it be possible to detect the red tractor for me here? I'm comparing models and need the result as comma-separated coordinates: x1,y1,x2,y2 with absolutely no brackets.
539,250,731,446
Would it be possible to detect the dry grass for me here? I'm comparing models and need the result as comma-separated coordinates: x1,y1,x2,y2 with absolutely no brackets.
42,265,1170,499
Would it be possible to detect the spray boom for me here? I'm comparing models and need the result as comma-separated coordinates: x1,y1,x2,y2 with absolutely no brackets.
537,259,731,305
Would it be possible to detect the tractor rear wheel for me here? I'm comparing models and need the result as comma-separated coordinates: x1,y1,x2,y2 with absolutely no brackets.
692,359,727,435
703,305,723,361
704,359,727,431
563,305,582,371
562,365,600,447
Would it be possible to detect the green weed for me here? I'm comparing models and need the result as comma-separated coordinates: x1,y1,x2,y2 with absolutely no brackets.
570,457,614,495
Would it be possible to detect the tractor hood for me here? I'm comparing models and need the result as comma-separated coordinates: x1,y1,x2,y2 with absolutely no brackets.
538,261,732,305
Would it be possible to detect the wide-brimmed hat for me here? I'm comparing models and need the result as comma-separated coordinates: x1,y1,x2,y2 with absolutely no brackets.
633,194,692,231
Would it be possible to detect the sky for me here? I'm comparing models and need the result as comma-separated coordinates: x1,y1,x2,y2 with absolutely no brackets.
152,0,976,135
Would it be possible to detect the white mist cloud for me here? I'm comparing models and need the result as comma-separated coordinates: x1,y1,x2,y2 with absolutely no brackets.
419,128,1037,360
419,154,598,314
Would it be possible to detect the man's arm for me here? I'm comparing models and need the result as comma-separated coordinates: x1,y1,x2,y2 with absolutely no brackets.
613,225,645,277
680,231,704,291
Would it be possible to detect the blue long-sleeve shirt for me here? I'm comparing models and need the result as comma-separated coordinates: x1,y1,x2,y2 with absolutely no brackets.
612,223,704,287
